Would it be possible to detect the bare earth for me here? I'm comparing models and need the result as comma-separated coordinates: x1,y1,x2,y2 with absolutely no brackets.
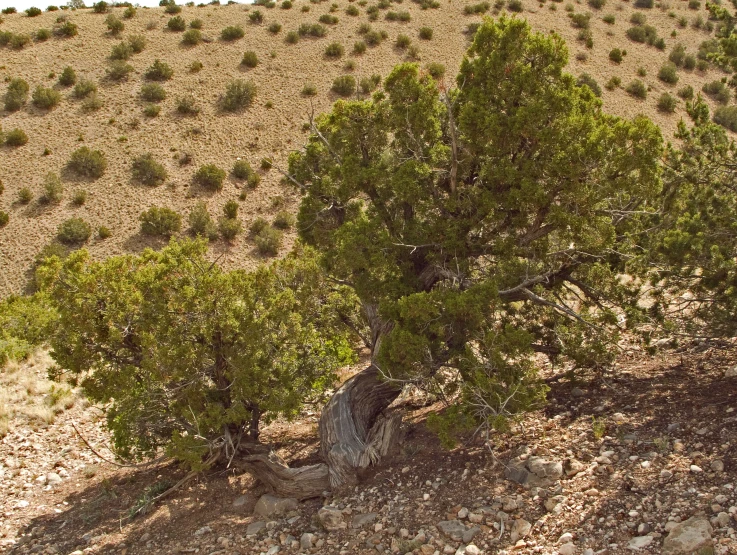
0,0,731,296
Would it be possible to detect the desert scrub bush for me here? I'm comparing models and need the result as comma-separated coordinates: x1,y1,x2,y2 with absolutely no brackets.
625,79,647,99
683,55,696,71
9,33,31,50
106,60,134,81
626,24,658,45
221,25,244,40
395,33,410,48
218,217,242,241
359,73,381,93
602,13,614,24
569,12,590,28
35,28,51,41
364,30,383,45
268,22,282,33
188,201,218,239
165,2,182,13
588,0,604,7
0,211,8,228
633,0,653,7
26,6,42,16
98,226,111,239
139,206,181,237
608,48,624,63
57,217,91,244
40,172,63,204
72,189,87,206
18,187,33,204
658,63,678,84
140,83,166,102
703,80,730,104
418,26,433,39
132,153,168,186
713,105,737,132
285,30,299,43
190,18,203,29
189,60,204,72
464,2,489,14
331,74,355,96
145,59,174,81
143,104,161,117
669,43,685,67
110,41,133,60
272,211,294,229
677,84,693,99
249,9,264,23
81,93,103,112
53,20,78,37
577,73,601,96
106,14,124,35
176,95,200,115
68,147,107,178
241,51,259,67
297,23,328,37
221,79,257,112
507,0,523,11
353,40,367,53
282,0,292,7
223,199,239,219
319,13,338,24
630,11,646,24
4,78,29,112
325,42,344,57
657,92,677,113
123,5,136,17
5,128,29,147
425,62,445,79
92,0,109,13
346,4,359,14
194,164,226,190
1,7,16,13
232,159,254,179
32,86,62,109
167,15,186,31
249,217,268,235
182,28,202,45
604,76,621,90
688,0,699,8
254,226,282,255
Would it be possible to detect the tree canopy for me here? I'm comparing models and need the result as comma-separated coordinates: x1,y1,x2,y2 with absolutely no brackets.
288,16,664,436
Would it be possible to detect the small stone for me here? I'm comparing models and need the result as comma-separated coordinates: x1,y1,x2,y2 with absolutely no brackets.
571,387,585,398
232,495,249,508
710,460,725,472
712,512,731,528
628,535,654,550
559,532,574,544
640,461,651,469
585,488,599,497
510,519,532,543
351,513,378,529
246,521,265,536
194,526,212,536
468,512,483,524
565,459,586,477
317,507,346,531
690,465,703,473
725,366,737,378
637,523,651,535
465,545,480,555
46,472,62,486
423,493,430,501
437,520,466,542
254,495,298,518
660,469,673,480
558,543,576,555
300,533,314,550
457,507,469,519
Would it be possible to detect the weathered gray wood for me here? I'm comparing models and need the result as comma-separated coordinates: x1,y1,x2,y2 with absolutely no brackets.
236,448,330,500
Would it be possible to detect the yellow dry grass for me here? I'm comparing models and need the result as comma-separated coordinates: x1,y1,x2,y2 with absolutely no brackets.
0,0,729,296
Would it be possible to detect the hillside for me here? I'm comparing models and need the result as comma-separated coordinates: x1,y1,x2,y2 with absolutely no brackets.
0,0,732,296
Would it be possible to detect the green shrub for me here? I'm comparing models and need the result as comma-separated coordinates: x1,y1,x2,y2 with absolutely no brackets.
189,60,204,72
188,201,218,239
353,40,367,53
18,187,33,204
219,217,242,241
4,78,29,112
92,0,108,12
282,0,292,7
165,2,182,13
577,73,601,96
59,66,77,86
657,92,677,113
249,9,264,23
106,14,124,35
273,211,294,229
395,34,410,48
364,30,382,45
72,189,87,206
418,26,433,39
669,43,685,67
82,93,103,112
346,4,359,14
261,157,272,170
703,80,730,104
677,84,693,100
424,62,445,80
298,22,327,37
507,0,523,11
182,28,202,45
359,74,381,93
223,199,239,219
68,147,107,178
194,164,226,190
325,42,344,57
7,33,31,50
1,7,17,13
74,79,97,99
146,59,174,81
318,13,338,24
588,0,604,8
331,74,355,96
285,30,299,43
36,28,52,41
167,15,186,31
658,63,679,84
463,2,489,14
5,128,29,147
630,11,646,24
625,79,647,99
609,48,623,63
140,83,166,102
57,217,92,244
132,153,168,186
98,226,111,239
602,13,614,24
123,6,136,17
32,86,62,109
221,79,257,112
688,0,699,8
221,25,244,40
241,51,259,67
40,172,64,204
110,41,133,60
249,217,268,234
683,55,696,71
139,206,181,237
713,105,737,132
143,103,161,117
0,211,8,228
176,95,200,115
268,22,282,33
26,6,42,16
190,18,203,29
53,20,78,37
633,0,652,7
255,226,282,255
569,12,590,29
626,25,658,44
232,159,253,179
302,83,318,96
604,76,621,90
106,60,134,81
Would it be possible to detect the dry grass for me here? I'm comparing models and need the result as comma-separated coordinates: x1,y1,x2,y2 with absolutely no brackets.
0,1,730,295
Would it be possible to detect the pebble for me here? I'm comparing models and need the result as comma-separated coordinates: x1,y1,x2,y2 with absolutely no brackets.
711,460,725,472
690,465,703,473
558,542,576,555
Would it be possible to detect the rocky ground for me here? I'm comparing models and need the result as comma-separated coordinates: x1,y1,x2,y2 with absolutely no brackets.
1,343,736,555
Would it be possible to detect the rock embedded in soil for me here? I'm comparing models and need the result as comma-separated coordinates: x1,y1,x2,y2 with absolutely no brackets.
662,516,713,554
317,506,346,531
254,494,298,518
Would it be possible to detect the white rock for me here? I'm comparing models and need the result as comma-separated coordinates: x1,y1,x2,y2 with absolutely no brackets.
627,535,653,550
558,532,574,544
558,542,576,555
510,519,532,543
725,366,737,378
317,507,346,531
662,516,713,554
46,472,62,485
710,460,725,472
457,507,469,519
689,465,703,473
465,545,480,555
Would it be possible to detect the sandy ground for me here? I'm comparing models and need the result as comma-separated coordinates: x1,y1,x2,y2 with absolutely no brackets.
0,0,731,296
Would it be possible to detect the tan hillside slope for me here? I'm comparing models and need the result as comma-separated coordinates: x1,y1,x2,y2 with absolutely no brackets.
0,0,729,296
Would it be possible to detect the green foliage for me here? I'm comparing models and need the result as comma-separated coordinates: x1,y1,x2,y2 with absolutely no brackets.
353,40,366,53
331,74,356,96
359,74,381,93
713,104,737,132
318,13,338,24
346,4,359,15
325,41,344,57
68,147,107,178
73,79,97,99
5,128,29,147
140,83,166,102
41,240,355,465
9,33,31,50
669,43,686,67
106,60,134,81
139,206,181,237
32,86,62,109
223,199,239,219
188,201,218,239
658,63,679,84
609,48,624,63
702,80,730,104
194,164,226,190
59,66,77,86
285,30,299,43
4,78,29,112
657,92,677,113
298,22,327,36
677,85,694,100
26,6,42,16
288,17,663,432
182,28,201,45
92,0,108,12
625,79,647,98
425,62,445,79
507,0,523,11
106,13,124,35
167,15,186,31
0,293,57,366
176,95,200,115
464,2,489,14
254,226,282,255
418,26,433,39
132,154,168,186
221,25,244,40
249,9,263,23
72,189,87,206
35,28,51,41
395,34,413,50
576,73,601,96
602,13,614,24
110,41,133,60
190,18,203,29
57,217,92,244
302,83,318,96
218,217,242,241
604,76,621,90
221,79,257,112
241,50,259,67
165,2,182,12
626,24,659,46
40,172,64,204
0,212,8,228
18,187,33,204
569,12,590,29
123,5,136,17
268,21,281,33
273,211,295,229
145,59,174,81
53,20,78,37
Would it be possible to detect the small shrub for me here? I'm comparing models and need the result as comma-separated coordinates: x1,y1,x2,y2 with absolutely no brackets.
507,0,523,11
630,11,646,24
232,159,253,179
301,83,317,96
221,79,257,112
58,66,77,86
713,105,737,132
395,33,410,48
254,226,282,255
703,81,731,104
625,79,647,99
219,217,242,241
359,73,381,93
325,41,344,57
26,6,43,16
4,78,29,112
241,51,259,67
143,104,161,117
74,79,97,99
132,153,168,186
1,7,17,14
221,25,244,40
176,95,200,115
123,6,136,17
353,40,366,53
658,63,678,84
298,23,327,36
249,216,268,234
139,206,181,237
190,18,203,29
167,15,186,31
570,12,590,29
683,55,696,71
92,0,108,12
36,28,52,41
602,13,614,24
18,187,33,204
282,0,293,7
637,66,647,77
106,14,124,35
633,0,653,7
609,48,623,63
223,199,239,219
68,147,107,178
110,41,133,60
588,0,604,7
346,4,359,14
189,60,204,72
657,92,677,113
32,86,61,109
331,74,355,96
268,21,282,33
261,157,272,170
273,211,294,229
626,25,658,44
165,2,182,13
0,212,8,228
8,33,31,51
418,26,432,39
249,9,264,23
577,73,601,96
58,217,91,244
106,60,134,81
5,128,29,147
604,76,621,90
72,189,87,206
669,43,685,67
127,34,146,53
146,59,174,81
182,28,202,45
53,20,78,37
194,164,226,191
98,226,111,239
426,62,445,79
40,172,63,204
677,84,693,100
82,93,103,112
188,201,217,239
319,13,338,24
285,30,299,43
